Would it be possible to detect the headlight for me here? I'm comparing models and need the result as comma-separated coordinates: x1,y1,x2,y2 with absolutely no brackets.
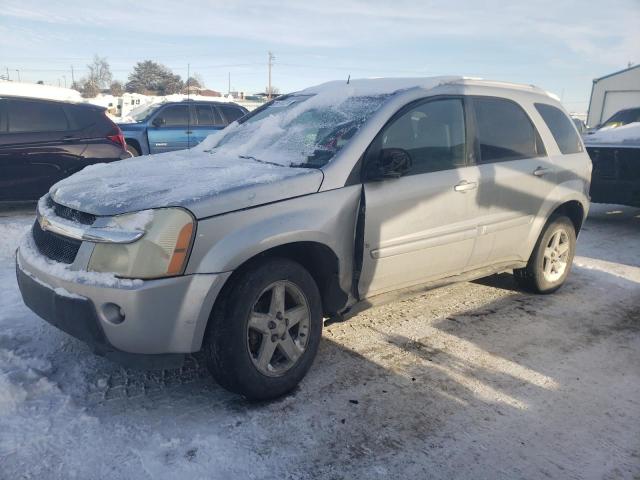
88,208,195,279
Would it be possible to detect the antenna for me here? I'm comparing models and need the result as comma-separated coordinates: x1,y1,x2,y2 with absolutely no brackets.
187,63,191,150
347,74,350,85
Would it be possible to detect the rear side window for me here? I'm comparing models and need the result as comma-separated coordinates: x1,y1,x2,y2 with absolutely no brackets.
8,99,69,133
473,97,545,163
196,105,224,126
535,103,583,154
218,105,245,123
156,105,189,126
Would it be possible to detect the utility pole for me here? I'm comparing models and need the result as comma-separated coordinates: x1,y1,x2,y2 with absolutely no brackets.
228,72,231,95
268,51,275,100
5,67,9,81
71,65,75,86
15,70,21,82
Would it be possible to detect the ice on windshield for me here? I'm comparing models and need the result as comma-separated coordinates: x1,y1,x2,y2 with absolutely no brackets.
206,92,390,167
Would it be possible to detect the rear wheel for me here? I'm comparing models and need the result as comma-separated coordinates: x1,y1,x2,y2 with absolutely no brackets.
125,143,140,157
203,258,323,400
514,215,576,294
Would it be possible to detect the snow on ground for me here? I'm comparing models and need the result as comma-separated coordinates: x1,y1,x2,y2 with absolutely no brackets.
0,203,638,479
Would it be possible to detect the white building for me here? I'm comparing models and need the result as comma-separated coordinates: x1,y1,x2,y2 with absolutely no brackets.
587,64,640,127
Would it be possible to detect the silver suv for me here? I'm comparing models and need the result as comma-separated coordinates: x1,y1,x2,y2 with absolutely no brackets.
16,77,592,400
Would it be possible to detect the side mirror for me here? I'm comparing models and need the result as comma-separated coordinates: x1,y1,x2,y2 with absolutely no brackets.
152,117,165,127
366,148,412,180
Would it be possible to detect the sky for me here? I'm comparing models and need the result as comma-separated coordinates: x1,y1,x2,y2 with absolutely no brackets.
1,0,639,113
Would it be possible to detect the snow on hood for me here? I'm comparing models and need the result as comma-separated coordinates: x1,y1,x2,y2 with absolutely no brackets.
50,148,323,219
583,122,640,147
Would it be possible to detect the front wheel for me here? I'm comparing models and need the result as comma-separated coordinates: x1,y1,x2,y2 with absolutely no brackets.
203,258,323,400
514,215,577,294
125,143,140,157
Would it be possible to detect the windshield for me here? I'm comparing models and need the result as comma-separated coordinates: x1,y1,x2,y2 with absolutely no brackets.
131,104,161,122
602,108,640,128
208,93,389,167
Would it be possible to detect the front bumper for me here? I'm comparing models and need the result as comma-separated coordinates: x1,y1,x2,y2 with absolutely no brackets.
16,243,231,366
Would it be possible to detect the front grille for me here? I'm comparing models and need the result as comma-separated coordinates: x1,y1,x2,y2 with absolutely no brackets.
49,198,96,225
32,220,82,264
587,147,640,181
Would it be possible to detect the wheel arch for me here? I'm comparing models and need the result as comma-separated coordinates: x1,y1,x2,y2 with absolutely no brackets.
210,241,349,320
125,137,142,156
549,200,586,235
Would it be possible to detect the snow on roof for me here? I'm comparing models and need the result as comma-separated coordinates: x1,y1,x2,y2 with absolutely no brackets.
583,122,640,147
298,76,554,99
0,81,82,102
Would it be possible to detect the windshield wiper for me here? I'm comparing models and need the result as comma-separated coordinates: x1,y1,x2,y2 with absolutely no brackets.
238,155,286,167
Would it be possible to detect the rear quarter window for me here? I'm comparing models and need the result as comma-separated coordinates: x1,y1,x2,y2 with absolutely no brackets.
473,97,545,163
534,103,583,154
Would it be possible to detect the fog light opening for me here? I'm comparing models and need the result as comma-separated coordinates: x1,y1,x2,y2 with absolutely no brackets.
102,303,126,325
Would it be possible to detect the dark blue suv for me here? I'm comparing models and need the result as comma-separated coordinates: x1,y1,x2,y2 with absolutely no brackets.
118,100,249,156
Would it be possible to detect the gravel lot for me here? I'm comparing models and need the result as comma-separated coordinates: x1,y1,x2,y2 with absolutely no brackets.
1,203,638,479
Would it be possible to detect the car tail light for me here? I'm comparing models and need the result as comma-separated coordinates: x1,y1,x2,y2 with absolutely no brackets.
105,113,127,150
107,130,127,150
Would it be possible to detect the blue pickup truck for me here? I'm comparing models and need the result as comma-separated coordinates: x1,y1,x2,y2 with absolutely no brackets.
118,100,249,156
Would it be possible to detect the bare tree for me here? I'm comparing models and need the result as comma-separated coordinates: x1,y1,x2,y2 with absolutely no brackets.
81,80,100,98
87,55,113,90
109,81,124,96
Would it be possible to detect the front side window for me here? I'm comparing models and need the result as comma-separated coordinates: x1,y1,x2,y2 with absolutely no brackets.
473,97,544,163
8,100,69,133
379,98,466,175
535,103,583,154
156,105,189,126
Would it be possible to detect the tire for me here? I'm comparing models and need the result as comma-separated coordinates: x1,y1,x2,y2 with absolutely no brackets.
126,143,140,157
203,257,323,400
514,215,576,294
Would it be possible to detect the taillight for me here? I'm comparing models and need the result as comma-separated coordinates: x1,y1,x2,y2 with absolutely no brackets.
107,131,126,150
105,112,127,150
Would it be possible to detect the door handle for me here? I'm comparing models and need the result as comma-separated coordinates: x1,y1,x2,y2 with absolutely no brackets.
533,166,551,177
185,130,192,134
454,180,477,192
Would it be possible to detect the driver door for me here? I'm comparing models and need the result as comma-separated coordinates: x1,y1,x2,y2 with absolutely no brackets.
358,97,478,298
147,104,191,153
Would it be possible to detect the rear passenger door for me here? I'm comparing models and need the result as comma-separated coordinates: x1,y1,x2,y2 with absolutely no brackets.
192,104,226,145
147,104,191,153
0,98,83,201
464,96,555,268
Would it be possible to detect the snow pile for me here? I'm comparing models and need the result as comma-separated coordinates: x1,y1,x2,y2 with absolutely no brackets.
0,80,82,102
583,122,640,146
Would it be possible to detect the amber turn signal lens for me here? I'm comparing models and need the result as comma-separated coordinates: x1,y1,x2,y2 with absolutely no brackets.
167,222,194,275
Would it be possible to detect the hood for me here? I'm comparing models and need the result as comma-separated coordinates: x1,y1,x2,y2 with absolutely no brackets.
50,149,324,219
117,122,146,131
